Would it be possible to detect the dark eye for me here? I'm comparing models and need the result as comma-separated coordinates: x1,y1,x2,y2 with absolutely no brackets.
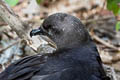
44,25,52,30
51,27,60,34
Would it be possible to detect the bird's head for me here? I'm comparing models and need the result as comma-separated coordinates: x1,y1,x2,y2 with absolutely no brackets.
30,13,91,49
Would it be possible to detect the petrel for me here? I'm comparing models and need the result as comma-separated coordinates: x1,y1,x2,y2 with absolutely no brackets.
0,13,110,80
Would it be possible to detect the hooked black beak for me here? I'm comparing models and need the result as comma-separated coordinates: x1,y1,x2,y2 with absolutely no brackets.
30,27,57,49
30,27,45,37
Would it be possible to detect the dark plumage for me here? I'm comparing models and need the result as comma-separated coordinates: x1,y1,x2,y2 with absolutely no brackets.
0,13,110,80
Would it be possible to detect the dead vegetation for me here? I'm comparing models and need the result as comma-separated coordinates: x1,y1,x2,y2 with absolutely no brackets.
0,0,120,79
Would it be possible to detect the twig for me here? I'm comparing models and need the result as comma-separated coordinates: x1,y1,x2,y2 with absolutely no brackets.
0,22,7,26
0,0,30,40
0,0,37,53
112,53,120,63
0,39,21,53
90,32,120,51
82,16,115,24
0,39,38,54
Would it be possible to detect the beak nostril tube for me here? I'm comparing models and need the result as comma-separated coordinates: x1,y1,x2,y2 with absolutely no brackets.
30,28,44,37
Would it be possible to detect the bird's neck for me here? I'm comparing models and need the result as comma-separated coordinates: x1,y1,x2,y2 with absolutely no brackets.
54,41,95,56
57,41,91,50
55,44,86,54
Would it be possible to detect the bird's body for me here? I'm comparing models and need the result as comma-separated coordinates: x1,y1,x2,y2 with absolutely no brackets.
0,44,105,80
0,13,110,80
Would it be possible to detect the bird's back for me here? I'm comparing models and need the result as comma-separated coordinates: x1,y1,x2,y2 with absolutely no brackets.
0,44,108,80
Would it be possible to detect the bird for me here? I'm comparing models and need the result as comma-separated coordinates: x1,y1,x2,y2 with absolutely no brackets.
0,13,110,80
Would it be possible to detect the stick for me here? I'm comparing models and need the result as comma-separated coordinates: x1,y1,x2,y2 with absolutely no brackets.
0,0,36,53
90,32,120,51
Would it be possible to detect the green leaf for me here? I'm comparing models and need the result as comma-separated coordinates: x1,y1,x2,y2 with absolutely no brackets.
112,3,119,15
36,0,44,4
116,21,120,31
107,0,113,10
118,8,120,14
107,0,119,15
5,0,19,7
116,0,120,3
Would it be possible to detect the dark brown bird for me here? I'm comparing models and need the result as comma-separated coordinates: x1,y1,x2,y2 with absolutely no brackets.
0,13,110,80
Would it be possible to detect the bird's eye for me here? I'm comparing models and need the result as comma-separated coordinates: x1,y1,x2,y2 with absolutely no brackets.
51,27,61,34
44,25,52,30
42,25,60,35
